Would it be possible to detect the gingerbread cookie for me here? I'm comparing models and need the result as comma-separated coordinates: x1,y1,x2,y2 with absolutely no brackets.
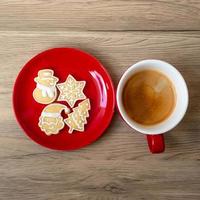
64,98,91,133
33,69,58,104
39,103,70,136
57,74,86,108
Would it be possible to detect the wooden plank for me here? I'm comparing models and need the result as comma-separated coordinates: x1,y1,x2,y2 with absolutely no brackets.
0,0,200,31
0,159,199,200
0,31,199,199
0,30,200,157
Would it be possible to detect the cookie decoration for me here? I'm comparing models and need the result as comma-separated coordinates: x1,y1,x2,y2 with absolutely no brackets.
33,69,59,104
39,103,70,136
64,98,91,133
57,74,86,108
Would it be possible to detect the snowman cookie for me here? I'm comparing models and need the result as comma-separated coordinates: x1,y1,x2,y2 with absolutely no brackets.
33,69,58,104
39,103,70,136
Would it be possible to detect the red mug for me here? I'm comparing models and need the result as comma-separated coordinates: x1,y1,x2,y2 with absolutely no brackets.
116,60,188,153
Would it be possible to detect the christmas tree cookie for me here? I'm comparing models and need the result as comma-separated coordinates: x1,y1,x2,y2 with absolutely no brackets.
57,75,86,108
33,69,59,104
39,103,70,136
64,98,91,133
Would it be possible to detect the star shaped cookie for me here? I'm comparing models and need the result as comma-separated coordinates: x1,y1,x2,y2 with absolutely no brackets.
57,75,86,107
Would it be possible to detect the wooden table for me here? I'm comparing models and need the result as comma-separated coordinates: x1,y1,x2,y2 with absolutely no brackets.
0,1,200,199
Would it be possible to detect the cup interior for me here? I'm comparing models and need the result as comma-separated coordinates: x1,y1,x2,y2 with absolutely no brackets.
116,60,188,135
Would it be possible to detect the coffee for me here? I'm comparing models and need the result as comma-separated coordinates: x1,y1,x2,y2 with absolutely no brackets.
122,70,176,125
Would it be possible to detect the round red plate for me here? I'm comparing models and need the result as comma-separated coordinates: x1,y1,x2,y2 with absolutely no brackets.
13,48,115,150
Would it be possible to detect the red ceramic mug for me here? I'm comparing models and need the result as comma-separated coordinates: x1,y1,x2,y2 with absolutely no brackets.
116,60,188,153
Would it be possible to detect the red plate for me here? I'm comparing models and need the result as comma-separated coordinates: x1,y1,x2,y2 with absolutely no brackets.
13,48,115,150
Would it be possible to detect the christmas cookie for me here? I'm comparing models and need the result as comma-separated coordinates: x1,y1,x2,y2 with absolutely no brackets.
64,98,91,133
39,103,70,136
33,69,59,104
57,74,86,108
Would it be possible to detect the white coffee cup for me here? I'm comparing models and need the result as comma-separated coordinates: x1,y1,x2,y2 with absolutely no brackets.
116,59,188,153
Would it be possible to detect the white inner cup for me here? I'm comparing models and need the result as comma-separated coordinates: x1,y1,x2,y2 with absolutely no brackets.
116,59,189,135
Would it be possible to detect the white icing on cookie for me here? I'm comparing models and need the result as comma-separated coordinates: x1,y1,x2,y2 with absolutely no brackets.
37,83,56,98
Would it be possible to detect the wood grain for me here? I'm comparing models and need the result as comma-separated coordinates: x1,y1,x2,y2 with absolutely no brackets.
0,160,199,200
0,0,200,31
0,31,200,199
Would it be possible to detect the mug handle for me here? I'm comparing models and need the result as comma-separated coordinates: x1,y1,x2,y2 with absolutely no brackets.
146,134,165,153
